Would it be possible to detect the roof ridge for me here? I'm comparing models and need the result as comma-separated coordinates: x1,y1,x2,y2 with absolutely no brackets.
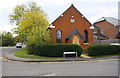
49,4,91,26
95,17,120,26
103,17,120,21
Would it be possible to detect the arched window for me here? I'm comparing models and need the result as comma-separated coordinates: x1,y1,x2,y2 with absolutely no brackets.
84,30,88,43
56,30,62,43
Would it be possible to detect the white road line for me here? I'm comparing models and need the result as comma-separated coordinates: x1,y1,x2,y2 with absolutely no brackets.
43,74,56,76
0,67,1,69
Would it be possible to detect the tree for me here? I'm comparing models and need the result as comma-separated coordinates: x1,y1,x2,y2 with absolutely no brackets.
19,10,49,44
9,2,51,44
9,4,26,25
1,31,14,46
9,2,42,25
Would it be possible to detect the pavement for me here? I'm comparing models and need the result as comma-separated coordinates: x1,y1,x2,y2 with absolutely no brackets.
3,50,119,62
81,54,92,58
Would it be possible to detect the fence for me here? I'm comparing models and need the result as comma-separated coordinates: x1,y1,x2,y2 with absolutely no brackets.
93,39,120,45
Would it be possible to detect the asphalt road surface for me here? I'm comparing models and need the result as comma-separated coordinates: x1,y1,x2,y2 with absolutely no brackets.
2,47,119,76
0,47,2,77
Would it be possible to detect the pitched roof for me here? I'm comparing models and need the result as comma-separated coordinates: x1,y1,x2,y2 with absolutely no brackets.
92,24,100,30
49,4,91,26
66,29,84,40
93,33,108,39
94,17,120,27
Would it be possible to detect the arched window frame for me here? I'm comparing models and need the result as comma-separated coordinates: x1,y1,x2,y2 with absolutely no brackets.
84,30,88,43
56,30,62,43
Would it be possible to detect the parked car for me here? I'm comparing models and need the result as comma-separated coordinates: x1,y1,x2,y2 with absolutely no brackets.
16,43,22,48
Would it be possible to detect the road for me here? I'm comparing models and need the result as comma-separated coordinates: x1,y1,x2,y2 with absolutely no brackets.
2,47,119,76
1,47,21,77
0,47,2,78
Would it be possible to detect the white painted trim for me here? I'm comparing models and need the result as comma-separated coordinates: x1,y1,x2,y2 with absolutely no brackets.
43,74,56,76
90,26,94,29
101,29,104,34
49,24,55,28
70,19,75,23
93,30,97,34
83,43,89,45
63,52,77,58
93,35,98,38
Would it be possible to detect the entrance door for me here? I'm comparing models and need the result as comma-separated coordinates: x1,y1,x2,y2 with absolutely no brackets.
72,36,80,45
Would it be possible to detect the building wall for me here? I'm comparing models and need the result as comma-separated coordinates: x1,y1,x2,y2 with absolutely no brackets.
50,5,93,50
95,21,118,39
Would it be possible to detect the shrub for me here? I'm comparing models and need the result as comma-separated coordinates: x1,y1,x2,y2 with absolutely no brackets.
26,41,47,54
27,44,83,57
88,45,120,56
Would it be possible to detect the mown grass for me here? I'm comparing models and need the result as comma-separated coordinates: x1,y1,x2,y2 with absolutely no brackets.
15,48,83,59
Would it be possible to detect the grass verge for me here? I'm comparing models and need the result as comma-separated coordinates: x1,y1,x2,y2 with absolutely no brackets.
15,48,83,59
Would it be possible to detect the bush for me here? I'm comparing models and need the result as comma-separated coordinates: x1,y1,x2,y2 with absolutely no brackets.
27,44,83,57
26,41,46,54
88,45,120,56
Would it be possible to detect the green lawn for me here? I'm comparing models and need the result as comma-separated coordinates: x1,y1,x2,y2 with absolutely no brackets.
15,48,83,59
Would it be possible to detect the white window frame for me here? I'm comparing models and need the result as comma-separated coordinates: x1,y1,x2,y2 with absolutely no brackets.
93,30,97,34
70,19,75,23
101,29,104,34
57,30,61,39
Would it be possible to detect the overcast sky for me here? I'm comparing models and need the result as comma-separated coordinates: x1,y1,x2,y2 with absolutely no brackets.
0,0,119,34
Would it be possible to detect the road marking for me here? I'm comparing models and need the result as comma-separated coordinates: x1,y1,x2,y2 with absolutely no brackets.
0,67,1,69
43,74,56,76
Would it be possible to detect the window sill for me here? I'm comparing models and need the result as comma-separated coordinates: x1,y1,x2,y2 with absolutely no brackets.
83,43,89,45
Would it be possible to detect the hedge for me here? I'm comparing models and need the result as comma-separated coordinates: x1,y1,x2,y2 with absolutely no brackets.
88,45,120,56
27,44,83,57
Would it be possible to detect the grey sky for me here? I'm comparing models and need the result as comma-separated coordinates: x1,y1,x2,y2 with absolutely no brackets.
0,0,119,34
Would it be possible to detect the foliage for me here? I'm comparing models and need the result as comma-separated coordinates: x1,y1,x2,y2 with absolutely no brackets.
9,2,42,25
19,10,49,44
13,35,23,44
1,31,14,46
9,1,51,43
15,48,83,59
88,45,120,56
27,44,83,57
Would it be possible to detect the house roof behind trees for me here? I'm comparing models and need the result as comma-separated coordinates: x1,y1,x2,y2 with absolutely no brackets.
94,17,120,27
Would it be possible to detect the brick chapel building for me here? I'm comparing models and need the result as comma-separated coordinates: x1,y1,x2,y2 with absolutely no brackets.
48,4,93,50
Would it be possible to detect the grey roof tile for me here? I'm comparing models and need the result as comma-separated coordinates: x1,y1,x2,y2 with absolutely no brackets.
95,17,120,26
66,29,84,40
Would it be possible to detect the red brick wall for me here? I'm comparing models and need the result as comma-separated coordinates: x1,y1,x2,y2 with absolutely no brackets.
50,5,93,50
95,21,118,39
